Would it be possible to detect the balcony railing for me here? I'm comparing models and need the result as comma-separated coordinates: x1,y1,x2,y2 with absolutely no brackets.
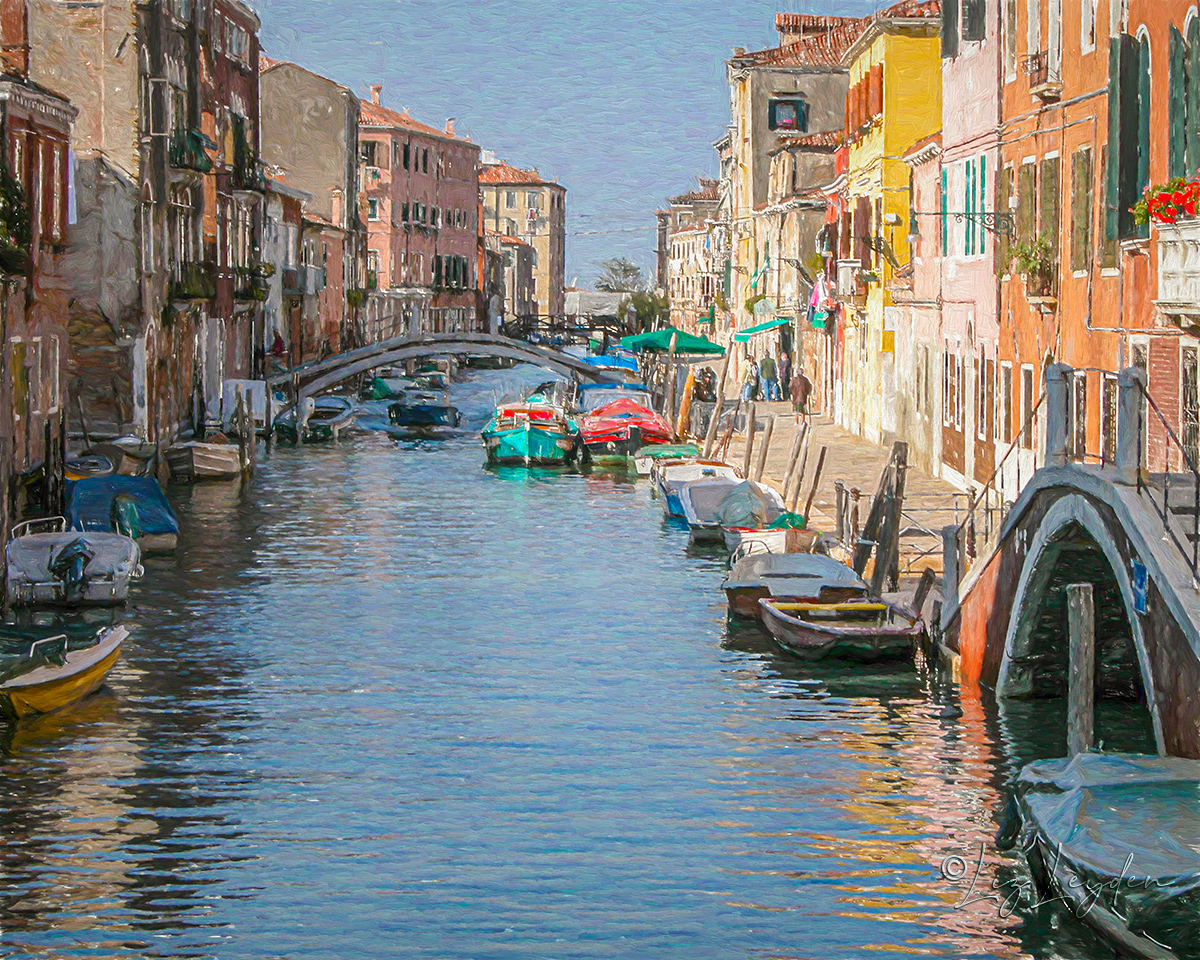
300,264,325,295
1024,51,1062,100
234,263,274,301
170,260,216,301
1155,218,1200,317
168,129,214,174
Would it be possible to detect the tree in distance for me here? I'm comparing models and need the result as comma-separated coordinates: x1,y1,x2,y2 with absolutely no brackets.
595,257,646,293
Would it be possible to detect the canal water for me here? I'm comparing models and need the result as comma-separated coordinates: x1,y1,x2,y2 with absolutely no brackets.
0,367,1145,959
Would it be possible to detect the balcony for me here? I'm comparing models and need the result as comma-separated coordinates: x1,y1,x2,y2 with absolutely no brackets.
234,263,273,302
168,129,214,174
1024,51,1063,101
232,156,269,193
1156,218,1200,319
300,264,325,295
170,260,216,301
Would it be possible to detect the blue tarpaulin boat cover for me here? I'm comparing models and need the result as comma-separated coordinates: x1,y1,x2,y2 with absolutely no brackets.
66,475,180,537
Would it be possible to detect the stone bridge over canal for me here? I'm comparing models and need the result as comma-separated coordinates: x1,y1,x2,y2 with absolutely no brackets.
268,333,613,405
939,365,1200,758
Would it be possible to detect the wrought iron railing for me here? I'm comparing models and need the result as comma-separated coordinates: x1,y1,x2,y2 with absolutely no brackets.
1135,381,1200,576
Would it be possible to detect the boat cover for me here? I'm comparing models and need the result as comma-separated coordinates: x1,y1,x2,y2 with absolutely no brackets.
1016,752,1200,955
66,476,180,538
727,553,866,588
714,481,785,529
766,512,808,529
0,624,113,685
636,443,699,461
8,531,138,583
682,478,743,522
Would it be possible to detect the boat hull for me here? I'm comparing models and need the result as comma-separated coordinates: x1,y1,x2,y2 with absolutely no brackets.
759,598,921,662
0,627,125,720
166,442,243,483
722,527,788,554
482,423,575,466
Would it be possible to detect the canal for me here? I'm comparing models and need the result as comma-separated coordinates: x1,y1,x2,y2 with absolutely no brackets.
0,367,1141,959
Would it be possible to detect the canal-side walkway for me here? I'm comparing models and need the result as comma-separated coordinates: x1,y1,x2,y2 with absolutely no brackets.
721,405,965,576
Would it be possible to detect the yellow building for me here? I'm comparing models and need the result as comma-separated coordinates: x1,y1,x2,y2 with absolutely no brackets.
834,4,941,444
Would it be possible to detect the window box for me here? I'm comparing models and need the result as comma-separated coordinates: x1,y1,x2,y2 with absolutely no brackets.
1155,218,1200,318
169,129,215,174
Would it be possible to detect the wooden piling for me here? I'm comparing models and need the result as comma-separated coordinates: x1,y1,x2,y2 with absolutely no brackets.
1066,583,1095,756
780,419,806,502
663,332,678,420
740,403,757,478
702,352,731,456
789,422,812,506
798,444,827,517
752,415,775,482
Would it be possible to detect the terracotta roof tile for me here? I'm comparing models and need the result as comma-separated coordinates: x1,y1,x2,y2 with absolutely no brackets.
479,160,559,187
359,99,476,146
669,178,720,204
774,132,844,150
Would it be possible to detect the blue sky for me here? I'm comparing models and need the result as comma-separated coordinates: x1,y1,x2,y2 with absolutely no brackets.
252,0,877,288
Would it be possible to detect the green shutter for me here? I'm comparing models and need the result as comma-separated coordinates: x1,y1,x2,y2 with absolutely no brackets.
1071,149,1093,272
997,164,1011,274
1190,19,1200,177
1137,36,1152,237
1040,156,1060,261
1018,162,1036,242
941,167,949,256
1106,37,1122,245
1170,26,1187,179
979,156,987,255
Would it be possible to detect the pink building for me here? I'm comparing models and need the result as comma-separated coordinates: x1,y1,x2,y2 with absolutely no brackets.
359,85,481,335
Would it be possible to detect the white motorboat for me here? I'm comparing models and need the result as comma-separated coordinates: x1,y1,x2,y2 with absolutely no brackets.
5,517,143,607
678,476,744,543
653,460,742,517
722,549,868,620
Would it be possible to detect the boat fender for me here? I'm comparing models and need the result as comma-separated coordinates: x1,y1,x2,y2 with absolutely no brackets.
132,564,145,580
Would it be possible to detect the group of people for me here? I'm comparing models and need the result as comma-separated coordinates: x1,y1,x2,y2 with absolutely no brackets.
740,349,811,414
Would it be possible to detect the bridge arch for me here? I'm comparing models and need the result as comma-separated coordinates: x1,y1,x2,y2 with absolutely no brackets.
268,333,613,405
995,493,1164,753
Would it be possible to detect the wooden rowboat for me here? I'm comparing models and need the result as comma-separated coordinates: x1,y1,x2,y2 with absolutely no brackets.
0,626,127,720
166,441,245,482
723,551,868,620
758,597,923,662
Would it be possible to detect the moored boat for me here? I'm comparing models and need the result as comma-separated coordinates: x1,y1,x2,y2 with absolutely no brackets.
481,403,579,466
678,476,744,542
1006,752,1200,960
274,396,356,443
633,442,700,476
5,517,143,607
574,382,655,414
653,460,741,517
67,475,180,553
758,595,923,662
387,398,461,432
0,625,127,720
722,551,867,620
165,440,246,482
578,398,674,465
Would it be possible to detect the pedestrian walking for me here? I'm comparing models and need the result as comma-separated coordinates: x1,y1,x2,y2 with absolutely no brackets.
741,357,760,403
777,350,791,402
759,352,778,401
792,369,812,415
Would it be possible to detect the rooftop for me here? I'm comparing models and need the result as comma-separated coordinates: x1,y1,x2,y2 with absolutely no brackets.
669,178,720,204
359,84,477,147
480,160,562,188
771,132,844,152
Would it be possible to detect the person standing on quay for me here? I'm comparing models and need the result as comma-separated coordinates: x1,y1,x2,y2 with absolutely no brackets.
742,356,760,402
777,349,791,402
792,368,812,416
759,351,778,401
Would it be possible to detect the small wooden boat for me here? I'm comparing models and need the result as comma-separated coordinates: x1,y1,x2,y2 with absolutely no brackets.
1007,752,1200,960
633,442,700,476
67,475,180,553
275,396,356,443
165,440,245,482
578,398,674,465
723,551,867,620
0,625,127,720
64,454,115,480
481,403,579,466
84,437,157,477
5,517,142,607
758,596,923,661
653,460,741,517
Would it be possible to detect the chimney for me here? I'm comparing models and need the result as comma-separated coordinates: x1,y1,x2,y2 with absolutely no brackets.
445,117,456,136
369,83,382,105
330,188,343,228
732,46,746,56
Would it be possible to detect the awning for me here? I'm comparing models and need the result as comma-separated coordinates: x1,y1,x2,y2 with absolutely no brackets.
733,317,792,342
696,304,716,324
620,327,725,356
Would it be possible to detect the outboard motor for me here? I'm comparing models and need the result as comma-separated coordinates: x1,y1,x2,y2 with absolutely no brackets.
49,537,96,598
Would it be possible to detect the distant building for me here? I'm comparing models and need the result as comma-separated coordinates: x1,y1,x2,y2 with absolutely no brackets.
480,154,566,323
359,84,481,335
484,230,534,330
661,179,721,333
260,58,365,360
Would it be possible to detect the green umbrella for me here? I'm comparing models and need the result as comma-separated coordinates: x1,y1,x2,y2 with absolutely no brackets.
619,326,725,356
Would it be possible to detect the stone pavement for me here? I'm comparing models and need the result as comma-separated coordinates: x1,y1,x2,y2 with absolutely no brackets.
715,404,967,576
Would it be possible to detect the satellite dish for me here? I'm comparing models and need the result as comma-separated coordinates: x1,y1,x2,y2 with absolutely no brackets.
753,298,775,317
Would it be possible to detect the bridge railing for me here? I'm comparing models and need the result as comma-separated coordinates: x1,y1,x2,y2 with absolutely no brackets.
957,391,1046,572
1135,380,1200,576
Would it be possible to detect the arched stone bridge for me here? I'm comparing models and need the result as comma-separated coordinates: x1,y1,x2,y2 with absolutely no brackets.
268,332,614,405
938,365,1200,758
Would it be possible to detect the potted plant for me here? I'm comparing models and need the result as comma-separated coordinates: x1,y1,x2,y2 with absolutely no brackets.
1010,236,1054,297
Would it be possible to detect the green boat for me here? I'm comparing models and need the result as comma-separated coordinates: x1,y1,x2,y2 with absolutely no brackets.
632,442,701,475
481,403,579,466
274,396,355,444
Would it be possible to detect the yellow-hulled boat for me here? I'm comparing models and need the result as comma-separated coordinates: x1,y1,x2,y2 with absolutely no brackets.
0,626,126,720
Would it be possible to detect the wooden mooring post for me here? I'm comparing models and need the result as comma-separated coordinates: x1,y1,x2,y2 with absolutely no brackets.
740,403,757,478
1066,583,1095,755
752,414,775,482
702,352,731,456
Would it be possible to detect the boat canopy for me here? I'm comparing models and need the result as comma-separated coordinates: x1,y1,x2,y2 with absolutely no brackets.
66,475,180,538
714,481,785,529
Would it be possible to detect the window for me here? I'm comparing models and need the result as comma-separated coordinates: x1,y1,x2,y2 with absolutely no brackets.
403,143,411,170
1027,0,1041,59
422,148,428,173
1001,361,1014,443
527,191,540,209
768,98,809,132
368,198,379,220
1070,148,1093,272
1017,160,1036,241
943,0,960,57
1005,0,1017,77
963,0,985,41
1070,371,1087,459
1185,348,1199,467
1168,24,1200,179
997,164,1012,273
1082,0,1097,52
1021,365,1035,449
430,206,438,228
1107,33,1151,240
1100,373,1118,464
505,190,516,209
401,201,409,222
1039,155,1059,261
360,141,377,166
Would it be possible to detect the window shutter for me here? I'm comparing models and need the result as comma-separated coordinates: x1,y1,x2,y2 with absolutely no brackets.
856,195,871,268
1170,26,1187,178
1071,149,1093,272
1136,36,1152,237
870,65,883,117
1040,156,1060,260
942,0,960,58
965,160,974,256
979,157,987,255
1018,162,1036,241
1189,19,1200,177
963,0,985,42
941,167,949,257
997,164,1011,273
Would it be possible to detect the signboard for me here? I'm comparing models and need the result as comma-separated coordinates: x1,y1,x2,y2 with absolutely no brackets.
1132,560,1148,615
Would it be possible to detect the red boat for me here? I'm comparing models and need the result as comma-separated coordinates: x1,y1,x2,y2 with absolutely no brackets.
578,398,675,463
